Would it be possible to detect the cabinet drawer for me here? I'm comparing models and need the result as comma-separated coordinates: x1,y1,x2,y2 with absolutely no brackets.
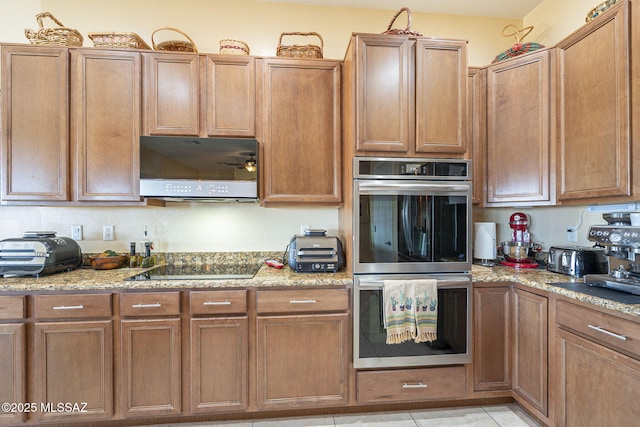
0,296,25,319
190,290,247,315
556,300,640,359
357,366,466,403
33,294,112,319
120,292,180,317
256,289,349,314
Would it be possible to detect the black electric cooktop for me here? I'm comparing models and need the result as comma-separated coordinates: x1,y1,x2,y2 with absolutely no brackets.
549,281,640,305
126,264,261,281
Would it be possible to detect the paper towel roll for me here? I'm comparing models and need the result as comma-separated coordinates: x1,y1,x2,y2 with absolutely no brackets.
474,222,497,261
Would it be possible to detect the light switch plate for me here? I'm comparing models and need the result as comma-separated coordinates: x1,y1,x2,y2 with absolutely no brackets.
71,225,83,241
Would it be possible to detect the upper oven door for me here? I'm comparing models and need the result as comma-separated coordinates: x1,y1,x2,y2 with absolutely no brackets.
354,179,471,274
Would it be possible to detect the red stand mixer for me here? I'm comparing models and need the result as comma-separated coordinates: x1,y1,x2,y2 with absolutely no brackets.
499,212,541,268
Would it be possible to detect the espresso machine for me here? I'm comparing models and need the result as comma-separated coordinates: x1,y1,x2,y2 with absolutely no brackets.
584,213,640,295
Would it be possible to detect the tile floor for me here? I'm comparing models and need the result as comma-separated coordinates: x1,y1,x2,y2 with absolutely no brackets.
149,404,541,426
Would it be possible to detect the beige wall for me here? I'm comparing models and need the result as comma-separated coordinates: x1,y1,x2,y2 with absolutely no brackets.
27,0,522,65
0,0,629,253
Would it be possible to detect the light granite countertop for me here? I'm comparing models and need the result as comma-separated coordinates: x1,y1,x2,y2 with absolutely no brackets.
1,260,638,318
472,264,640,317
0,263,353,293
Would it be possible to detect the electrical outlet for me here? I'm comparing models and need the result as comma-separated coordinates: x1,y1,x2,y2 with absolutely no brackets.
566,226,577,243
300,225,310,234
71,225,83,241
103,225,114,241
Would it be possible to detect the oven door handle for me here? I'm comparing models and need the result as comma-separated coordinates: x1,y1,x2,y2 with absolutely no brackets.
357,276,471,289
356,181,470,195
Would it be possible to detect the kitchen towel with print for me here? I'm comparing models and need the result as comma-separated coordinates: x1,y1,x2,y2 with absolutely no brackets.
412,279,438,343
383,280,416,344
383,279,438,344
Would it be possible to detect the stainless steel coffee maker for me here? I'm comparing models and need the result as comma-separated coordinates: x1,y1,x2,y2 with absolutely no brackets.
584,213,640,295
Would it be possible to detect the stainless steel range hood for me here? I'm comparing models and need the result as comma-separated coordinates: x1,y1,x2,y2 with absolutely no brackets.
140,136,259,202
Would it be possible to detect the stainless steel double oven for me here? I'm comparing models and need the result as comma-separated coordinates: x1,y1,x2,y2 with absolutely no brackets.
352,157,472,368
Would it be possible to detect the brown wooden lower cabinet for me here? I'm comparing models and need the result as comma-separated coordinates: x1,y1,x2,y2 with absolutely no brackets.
33,320,114,423
256,313,349,410
0,323,25,425
189,317,248,413
473,283,549,423
31,294,114,424
473,284,512,391
512,288,548,417
120,292,182,417
555,298,640,426
255,288,349,410
357,366,466,403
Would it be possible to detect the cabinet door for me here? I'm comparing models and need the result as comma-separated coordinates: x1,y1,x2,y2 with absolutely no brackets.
1,46,69,201
0,324,25,425
473,285,511,391
256,313,349,409
189,317,248,413
121,318,181,417
556,2,630,202
205,55,255,137
354,35,411,153
486,50,554,206
468,67,486,205
71,49,141,201
258,58,341,205
556,329,640,426
512,288,548,417
143,52,200,136
33,321,113,423
415,38,467,154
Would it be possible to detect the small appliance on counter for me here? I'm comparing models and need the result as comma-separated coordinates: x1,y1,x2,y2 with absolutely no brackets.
288,229,345,273
583,213,640,295
547,246,607,277
0,231,82,277
499,212,542,268
473,222,497,266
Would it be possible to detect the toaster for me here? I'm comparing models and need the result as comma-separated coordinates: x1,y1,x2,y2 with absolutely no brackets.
288,230,345,273
546,246,607,277
0,232,82,277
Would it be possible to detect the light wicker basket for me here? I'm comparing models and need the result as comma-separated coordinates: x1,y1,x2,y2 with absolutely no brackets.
151,27,198,52
24,12,83,47
88,32,151,50
276,32,323,59
382,8,423,37
219,39,250,55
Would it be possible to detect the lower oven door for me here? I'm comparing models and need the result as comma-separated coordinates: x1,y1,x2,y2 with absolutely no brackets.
354,273,471,369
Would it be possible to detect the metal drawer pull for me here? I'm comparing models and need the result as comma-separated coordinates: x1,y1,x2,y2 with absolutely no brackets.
132,303,162,309
588,324,628,341
289,299,317,304
53,304,84,310
402,382,427,389
203,301,232,306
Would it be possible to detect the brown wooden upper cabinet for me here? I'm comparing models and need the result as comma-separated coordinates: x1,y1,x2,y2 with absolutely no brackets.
485,49,555,206
1,45,69,202
257,58,342,206
142,53,255,137
343,33,467,156
556,0,631,203
1,45,142,203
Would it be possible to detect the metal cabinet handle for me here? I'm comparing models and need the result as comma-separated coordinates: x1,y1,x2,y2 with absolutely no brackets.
402,382,427,389
53,304,84,310
132,303,162,309
588,324,627,341
203,301,232,306
289,299,316,304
